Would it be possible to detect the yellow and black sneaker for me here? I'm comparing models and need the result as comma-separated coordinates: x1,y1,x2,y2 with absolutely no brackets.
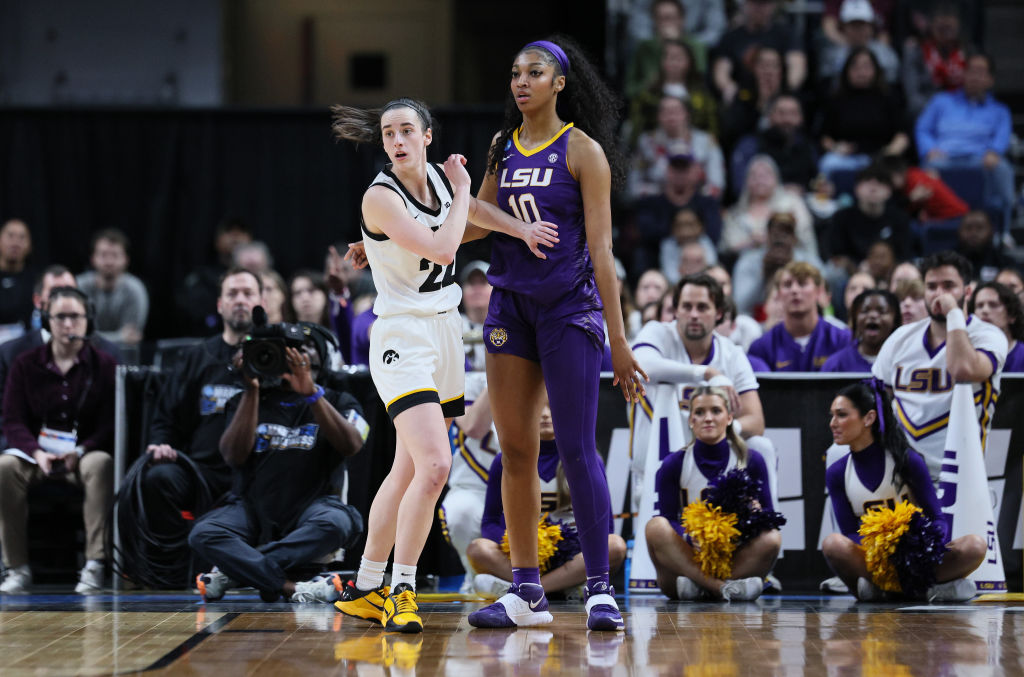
334,579,389,625
383,582,422,633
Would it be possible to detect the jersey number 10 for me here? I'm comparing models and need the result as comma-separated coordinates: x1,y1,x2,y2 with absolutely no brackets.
507,194,541,223
419,258,455,293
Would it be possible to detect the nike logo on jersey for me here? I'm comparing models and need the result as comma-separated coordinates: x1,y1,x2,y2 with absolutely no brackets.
502,155,514,162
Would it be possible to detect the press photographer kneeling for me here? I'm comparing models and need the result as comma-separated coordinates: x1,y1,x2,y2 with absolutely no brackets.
189,311,368,603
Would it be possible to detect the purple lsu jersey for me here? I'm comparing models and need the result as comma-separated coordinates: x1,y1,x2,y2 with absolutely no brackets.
748,318,852,372
1005,341,1024,373
488,123,602,311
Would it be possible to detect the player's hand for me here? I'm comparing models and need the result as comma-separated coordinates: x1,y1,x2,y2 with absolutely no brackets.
520,220,559,259
147,444,179,464
610,339,648,403
933,292,960,318
283,346,316,396
344,241,368,270
443,154,472,191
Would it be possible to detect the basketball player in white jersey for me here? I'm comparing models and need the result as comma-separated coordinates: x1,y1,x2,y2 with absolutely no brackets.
330,98,558,632
872,251,1007,481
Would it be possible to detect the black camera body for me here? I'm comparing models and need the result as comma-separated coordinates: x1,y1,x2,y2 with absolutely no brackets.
242,322,306,379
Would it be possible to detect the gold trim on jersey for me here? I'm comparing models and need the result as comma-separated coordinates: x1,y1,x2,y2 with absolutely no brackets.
894,380,996,443
441,393,464,405
386,387,437,409
513,122,574,157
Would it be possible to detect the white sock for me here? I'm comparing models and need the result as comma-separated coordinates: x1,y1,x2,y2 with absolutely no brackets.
355,557,387,592
391,563,417,591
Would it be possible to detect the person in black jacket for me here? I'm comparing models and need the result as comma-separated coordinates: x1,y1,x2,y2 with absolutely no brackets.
141,267,262,540
189,321,367,603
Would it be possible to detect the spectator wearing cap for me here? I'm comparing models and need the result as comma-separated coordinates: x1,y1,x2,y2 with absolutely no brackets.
915,52,1015,221
821,0,894,45
626,145,723,277
711,0,806,105
722,155,816,258
732,212,824,315
824,163,914,278
459,261,491,371
818,46,908,181
730,94,818,195
628,94,725,199
819,0,900,86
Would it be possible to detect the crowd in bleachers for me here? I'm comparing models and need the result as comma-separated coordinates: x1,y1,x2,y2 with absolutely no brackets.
613,0,1021,337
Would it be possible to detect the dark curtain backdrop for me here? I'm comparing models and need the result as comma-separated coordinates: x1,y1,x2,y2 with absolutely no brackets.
0,106,502,340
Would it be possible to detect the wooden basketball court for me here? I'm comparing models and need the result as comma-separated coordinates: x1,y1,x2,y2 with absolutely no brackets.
2,591,1022,675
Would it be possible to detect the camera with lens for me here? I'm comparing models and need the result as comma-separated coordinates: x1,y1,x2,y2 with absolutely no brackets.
241,321,306,379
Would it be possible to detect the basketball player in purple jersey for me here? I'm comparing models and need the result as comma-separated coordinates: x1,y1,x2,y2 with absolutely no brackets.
467,37,648,632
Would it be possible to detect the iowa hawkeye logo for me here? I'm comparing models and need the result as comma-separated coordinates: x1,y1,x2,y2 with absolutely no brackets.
382,349,399,364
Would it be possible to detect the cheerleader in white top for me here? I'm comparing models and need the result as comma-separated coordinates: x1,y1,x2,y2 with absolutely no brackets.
331,98,559,632
645,386,783,601
823,381,986,602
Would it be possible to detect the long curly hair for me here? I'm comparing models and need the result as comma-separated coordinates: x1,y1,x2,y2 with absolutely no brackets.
486,35,625,189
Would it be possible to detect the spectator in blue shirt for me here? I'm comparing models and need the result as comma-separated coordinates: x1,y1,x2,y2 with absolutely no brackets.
914,52,1014,219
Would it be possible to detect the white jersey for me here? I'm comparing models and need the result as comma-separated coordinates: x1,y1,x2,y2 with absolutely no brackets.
677,444,741,508
630,325,759,452
872,316,1007,478
362,163,462,317
841,452,914,518
448,371,500,492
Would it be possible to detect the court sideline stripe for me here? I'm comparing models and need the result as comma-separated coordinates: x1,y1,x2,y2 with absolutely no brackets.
127,611,241,673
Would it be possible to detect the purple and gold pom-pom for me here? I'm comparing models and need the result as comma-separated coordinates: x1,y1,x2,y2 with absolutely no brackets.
500,513,581,574
859,500,924,593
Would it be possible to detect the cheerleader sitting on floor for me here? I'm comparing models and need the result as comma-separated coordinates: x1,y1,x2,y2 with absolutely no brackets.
823,381,986,602
645,385,784,601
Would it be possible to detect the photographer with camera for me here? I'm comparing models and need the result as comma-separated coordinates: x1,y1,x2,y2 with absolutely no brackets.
119,268,262,589
0,287,116,594
188,318,368,603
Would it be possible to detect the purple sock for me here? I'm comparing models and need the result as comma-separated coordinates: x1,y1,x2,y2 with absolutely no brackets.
512,567,541,586
541,326,611,582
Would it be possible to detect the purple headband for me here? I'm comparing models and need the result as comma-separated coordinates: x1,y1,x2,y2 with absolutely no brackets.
864,378,886,433
523,40,571,77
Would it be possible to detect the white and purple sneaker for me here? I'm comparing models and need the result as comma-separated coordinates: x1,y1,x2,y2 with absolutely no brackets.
584,582,624,632
468,582,553,628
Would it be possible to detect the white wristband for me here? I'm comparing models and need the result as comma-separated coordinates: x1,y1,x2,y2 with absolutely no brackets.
946,308,966,332
707,374,734,389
